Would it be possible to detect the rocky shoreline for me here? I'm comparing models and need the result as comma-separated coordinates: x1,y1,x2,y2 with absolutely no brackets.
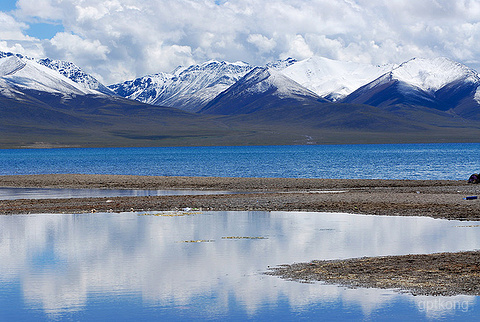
266,251,480,296
1,174,480,297
0,174,479,220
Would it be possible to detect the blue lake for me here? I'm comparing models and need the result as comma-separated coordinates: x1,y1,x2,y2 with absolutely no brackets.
1,143,479,180
1,211,480,321
2,143,480,320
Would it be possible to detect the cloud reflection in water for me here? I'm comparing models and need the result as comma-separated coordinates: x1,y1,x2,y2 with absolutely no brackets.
0,211,479,320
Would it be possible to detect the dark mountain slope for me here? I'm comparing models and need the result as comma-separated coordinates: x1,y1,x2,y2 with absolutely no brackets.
0,88,238,148
2,88,480,148
342,57,480,120
342,75,437,108
200,67,327,115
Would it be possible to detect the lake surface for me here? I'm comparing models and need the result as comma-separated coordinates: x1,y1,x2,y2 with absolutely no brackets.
1,211,480,321
1,143,479,180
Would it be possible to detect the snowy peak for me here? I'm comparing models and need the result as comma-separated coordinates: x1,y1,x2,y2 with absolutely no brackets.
0,51,111,96
176,59,250,74
281,56,393,101
37,58,115,95
389,57,479,92
0,52,27,60
0,56,26,76
237,67,321,99
364,56,480,96
342,57,480,116
109,60,253,112
224,67,272,94
0,55,100,96
169,60,252,92
266,57,298,70
108,72,173,104
200,67,326,115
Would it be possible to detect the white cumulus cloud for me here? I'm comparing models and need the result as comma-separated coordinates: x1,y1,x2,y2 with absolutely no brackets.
0,11,30,40
1,0,480,84
247,34,276,53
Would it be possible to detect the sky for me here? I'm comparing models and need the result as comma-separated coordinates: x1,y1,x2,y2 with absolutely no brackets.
1,0,480,85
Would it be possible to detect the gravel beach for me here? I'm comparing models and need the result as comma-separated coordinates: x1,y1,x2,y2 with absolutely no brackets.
1,173,480,296
0,174,479,220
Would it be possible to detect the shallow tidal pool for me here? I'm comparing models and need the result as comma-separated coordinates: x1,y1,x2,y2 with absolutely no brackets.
1,211,479,321
0,187,239,200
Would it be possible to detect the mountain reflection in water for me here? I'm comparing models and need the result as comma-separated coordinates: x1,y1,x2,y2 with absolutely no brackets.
1,211,479,320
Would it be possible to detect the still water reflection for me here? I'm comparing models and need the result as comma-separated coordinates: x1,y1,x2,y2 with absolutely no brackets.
0,187,238,200
1,211,479,320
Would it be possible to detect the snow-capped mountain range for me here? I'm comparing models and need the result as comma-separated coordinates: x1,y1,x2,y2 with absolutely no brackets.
37,58,115,95
107,57,392,109
281,56,394,101
108,60,253,112
0,51,112,97
3,50,480,148
356,57,480,95
0,55,101,97
343,57,480,116
200,67,326,115
1,50,480,121
106,55,480,119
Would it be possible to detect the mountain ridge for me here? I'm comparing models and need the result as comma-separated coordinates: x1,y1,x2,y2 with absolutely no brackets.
0,51,111,96
106,55,480,121
200,67,327,115
108,60,253,112
2,52,480,148
280,56,394,101
5,49,477,121
0,55,102,97
342,57,480,120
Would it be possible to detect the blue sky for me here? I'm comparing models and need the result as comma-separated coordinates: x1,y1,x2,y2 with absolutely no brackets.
26,23,63,39
0,2,16,11
1,0,480,84
0,1,63,39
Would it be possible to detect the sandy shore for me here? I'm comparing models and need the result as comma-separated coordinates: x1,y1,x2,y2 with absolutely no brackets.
1,174,480,296
0,174,479,220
